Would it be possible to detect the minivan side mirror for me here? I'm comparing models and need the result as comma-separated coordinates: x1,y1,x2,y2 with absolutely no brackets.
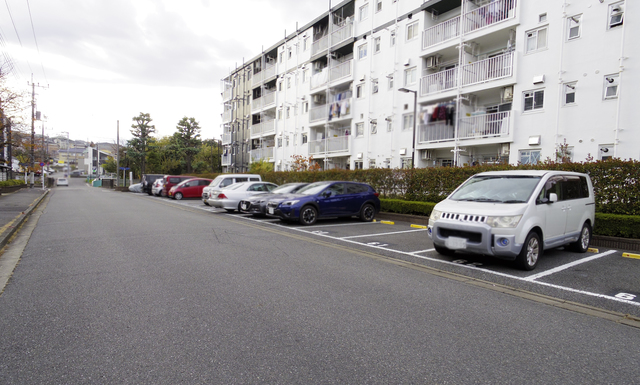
548,193,558,203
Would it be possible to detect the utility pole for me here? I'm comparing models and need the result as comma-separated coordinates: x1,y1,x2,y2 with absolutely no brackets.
28,75,49,184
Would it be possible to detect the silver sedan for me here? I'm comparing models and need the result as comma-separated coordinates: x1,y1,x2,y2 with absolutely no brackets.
206,182,278,212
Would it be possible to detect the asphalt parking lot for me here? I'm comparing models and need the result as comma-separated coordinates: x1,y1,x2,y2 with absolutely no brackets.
141,193,640,319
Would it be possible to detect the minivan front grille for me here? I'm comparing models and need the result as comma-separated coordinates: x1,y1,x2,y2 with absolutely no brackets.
441,212,487,223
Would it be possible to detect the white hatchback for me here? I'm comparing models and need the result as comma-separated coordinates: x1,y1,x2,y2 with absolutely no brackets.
56,178,69,186
428,170,595,270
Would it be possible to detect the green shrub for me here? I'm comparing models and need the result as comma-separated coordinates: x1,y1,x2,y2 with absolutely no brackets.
0,179,26,187
380,199,436,217
594,213,640,238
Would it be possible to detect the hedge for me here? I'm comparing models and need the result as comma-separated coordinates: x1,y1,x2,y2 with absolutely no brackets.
380,199,435,217
0,179,27,187
593,213,640,238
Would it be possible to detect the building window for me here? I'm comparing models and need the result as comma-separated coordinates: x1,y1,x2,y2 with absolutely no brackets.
277,138,283,148
376,0,383,12
356,83,364,98
286,107,291,118
401,158,413,169
390,32,396,47
288,48,292,59
370,120,377,134
526,27,547,53
302,133,308,144
609,2,624,29
523,89,544,111
303,37,309,51
604,74,619,99
358,44,368,60
563,83,576,105
567,15,582,40
369,159,376,168
354,160,363,170
359,4,369,21
539,13,547,23
388,76,394,89
519,150,541,165
404,67,417,86
303,102,309,113
356,122,364,137
277,109,283,120
287,77,291,89
372,79,379,94
402,113,414,131
599,145,613,161
406,22,419,41
387,119,393,132
278,82,283,91
374,37,381,53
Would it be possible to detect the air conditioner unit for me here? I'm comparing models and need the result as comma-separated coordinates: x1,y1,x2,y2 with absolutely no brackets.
421,150,432,160
503,86,514,101
426,56,440,69
313,62,323,71
500,143,510,156
312,95,322,103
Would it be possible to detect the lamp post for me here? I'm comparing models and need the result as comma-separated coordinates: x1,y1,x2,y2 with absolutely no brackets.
398,87,418,169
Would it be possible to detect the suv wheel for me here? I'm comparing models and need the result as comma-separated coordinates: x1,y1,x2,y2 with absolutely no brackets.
299,205,318,226
516,231,541,271
359,203,376,222
569,222,591,253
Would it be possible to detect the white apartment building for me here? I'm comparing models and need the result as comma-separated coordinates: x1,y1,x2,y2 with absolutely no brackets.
221,0,635,172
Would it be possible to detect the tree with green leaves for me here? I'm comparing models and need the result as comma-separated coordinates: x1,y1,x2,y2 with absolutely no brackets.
130,112,156,176
175,116,201,174
249,158,274,174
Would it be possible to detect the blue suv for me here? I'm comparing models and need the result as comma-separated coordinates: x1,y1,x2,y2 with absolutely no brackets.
266,181,381,225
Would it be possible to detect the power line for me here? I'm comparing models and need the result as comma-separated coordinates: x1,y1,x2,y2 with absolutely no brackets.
3,0,32,75
25,0,47,84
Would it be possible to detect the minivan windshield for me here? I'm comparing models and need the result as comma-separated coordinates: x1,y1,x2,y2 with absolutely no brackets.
449,175,541,203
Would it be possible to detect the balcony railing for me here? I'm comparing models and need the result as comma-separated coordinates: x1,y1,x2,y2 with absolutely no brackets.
420,67,458,96
251,147,275,161
422,16,460,50
330,59,352,83
222,133,232,145
250,119,276,137
331,23,353,47
417,111,511,144
263,64,276,80
309,105,328,123
222,154,232,166
262,91,276,109
311,68,329,90
458,111,511,140
222,109,233,123
464,0,517,34
308,135,349,155
222,87,233,101
460,51,513,87
311,35,329,56
252,71,262,87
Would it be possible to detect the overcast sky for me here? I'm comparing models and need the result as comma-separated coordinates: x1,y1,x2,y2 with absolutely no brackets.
1,0,331,143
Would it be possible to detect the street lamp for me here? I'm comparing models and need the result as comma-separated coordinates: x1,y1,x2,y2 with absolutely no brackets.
398,87,418,169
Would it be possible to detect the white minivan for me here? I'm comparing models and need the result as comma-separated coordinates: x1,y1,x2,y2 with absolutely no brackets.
428,170,595,270
201,174,261,206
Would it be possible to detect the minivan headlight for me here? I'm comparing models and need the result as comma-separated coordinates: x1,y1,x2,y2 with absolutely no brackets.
486,215,522,228
428,209,442,226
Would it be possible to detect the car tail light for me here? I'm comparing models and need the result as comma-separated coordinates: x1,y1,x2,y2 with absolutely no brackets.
217,193,227,199
374,192,380,197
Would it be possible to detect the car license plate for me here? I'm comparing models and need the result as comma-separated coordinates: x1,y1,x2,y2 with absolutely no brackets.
268,207,274,215
445,236,467,250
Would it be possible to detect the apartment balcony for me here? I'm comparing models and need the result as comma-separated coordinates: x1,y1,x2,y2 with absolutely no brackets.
417,111,511,144
464,0,517,35
222,109,233,123
251,147,275,162
331,23,353,47
311,35,329,56
329,59,352,83
422,0,517,51
222,87,233,101
251,91,276,112
309,104,328,124
263,63,277,81
250,119,276,138
420,51,513,97
222,132,232,145
311,68,329,90
308,135,350,156
252,71,263,87
422,16,460,50
222,154,232,166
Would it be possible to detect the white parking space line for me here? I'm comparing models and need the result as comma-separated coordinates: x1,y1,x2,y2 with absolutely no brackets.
304,221,380,229
340,229,427,239
410,249,435,254
523,250,617,281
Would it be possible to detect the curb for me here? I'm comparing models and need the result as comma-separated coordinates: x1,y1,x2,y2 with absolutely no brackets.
0,190,49,250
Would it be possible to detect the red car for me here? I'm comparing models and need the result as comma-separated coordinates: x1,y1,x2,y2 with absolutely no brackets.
162,175,196,197
168,178,213,200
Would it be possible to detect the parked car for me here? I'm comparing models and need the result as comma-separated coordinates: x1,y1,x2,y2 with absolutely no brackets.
428,170,595,271
266,181,380,225
129,183,143,193
162,175,196,197
56,177,69,186
239,183,309,216
206,181,278,212
141,174,165,195
151,178,165,196
168,178,213,200
202,174,262,206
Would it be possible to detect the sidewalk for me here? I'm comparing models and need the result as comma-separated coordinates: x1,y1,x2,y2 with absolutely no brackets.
0,187,49,249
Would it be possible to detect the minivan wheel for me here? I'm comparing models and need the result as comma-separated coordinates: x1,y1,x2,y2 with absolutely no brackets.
569,222,591,253
359,203,376,222
516,231,541,271
175,192,183,200
299,205,318,226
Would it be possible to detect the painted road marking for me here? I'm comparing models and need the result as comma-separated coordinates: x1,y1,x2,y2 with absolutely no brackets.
340,228,427,239
623,252,640,260
524,250,617,282
410,248,435,254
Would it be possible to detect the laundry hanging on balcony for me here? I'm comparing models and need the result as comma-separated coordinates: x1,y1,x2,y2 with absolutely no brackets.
328,91,351,121
424,102,455,125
